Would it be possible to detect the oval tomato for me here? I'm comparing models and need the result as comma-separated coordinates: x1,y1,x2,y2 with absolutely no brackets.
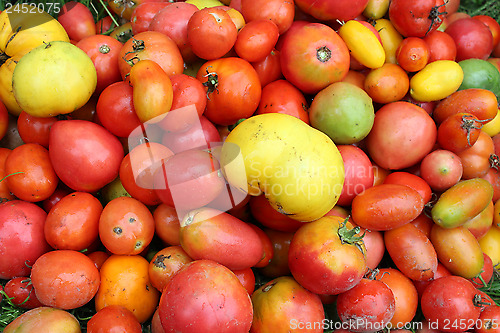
248,194,304,232
383,171,432,204
458,131,495,179
153,203,181,246
234,19,280,63
337,145,374,206
3,307,80,333
58,1,96,42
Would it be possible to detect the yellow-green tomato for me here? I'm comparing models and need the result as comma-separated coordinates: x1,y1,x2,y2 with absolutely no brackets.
410,60,464,102
431,178,493,229
12,41,97,117
338,20,385,69
4,307,81,333
220,113,345,222
363,0,390,19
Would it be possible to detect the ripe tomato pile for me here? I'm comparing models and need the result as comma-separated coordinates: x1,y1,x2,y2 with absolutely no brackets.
1,0,500,332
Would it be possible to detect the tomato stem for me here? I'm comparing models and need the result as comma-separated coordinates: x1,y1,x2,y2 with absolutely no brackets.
316,46,332,63
337,217,365,255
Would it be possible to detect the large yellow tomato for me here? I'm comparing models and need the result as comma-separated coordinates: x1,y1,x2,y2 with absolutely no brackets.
220,113,345,222
0,4,69,116
12,41,97,117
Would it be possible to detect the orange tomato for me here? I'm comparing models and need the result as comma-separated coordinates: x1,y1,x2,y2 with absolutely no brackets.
363,63,409,104
148,246,193,292
395,37,430,72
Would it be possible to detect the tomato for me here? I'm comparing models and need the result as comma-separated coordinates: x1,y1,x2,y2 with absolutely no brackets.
294,0,369,22
118,31,184,79
248,223,274,268
420,149,463,192
388,0,447,37
248,194,304,232
99,196,155,255
3,277,43,309
363,63,410,104
0,100,9,141
110,22,133,43
463,200,494,239
309,81,375,145
255,79,308,123
342,69,366,89
88,305,142,333
44,192,102,251
437,113,483,154
363,0,390,19
421,275,484,332
446,17,494,61
149,2,199,63
187,7,237,60
76,34,123,95
476,305,500,333
373,18,404,64
58,1,96,42
384,222,438,281
337,145,374,206
483,167,500,203
470,252,494,288
96,16,113,34
153,203,181,246
410,60,464,102
5,143,57,201
479,225,500,268
383,171,432,203
49,120,124,193
161,116,221,153
288,216,367,295
240,0,294,34
95,254,160,323
148,246,193,292
458,131,495,179
483,109,500,137
396,37,430,72
339,19,385,69
251,49,283,87
3,307,80,333
234,19,279,63
179,208,263,269
430,224,484,278
352,184,424,231
231,267,256,295
366,101,437,170
410,213,434,238
258,228,294,278
375,268,419,328
31,250,100,309
279,23,350,94
336,278,396,333
423,30,457,62
412,262,452,300
130,2,171,35
158,260,253,332
87,251,109,271
16,111,58,148
251,276,325,333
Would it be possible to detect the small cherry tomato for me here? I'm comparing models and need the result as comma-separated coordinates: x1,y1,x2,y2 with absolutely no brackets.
396,36,430,72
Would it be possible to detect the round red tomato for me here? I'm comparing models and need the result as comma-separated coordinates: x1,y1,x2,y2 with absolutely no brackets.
234,19,280,63
294,0,369,21
153,203,181,246
420,149,463,192
3,276,44,309
437,113,483,153
57,1,96,42
423,30,457,62
458,130,495,179
148,246,193,292
251,48,283,87
130,2,171,35
161,115,221,153
240,0,295,34
87,305,142,333
389,0,447,37
17,111,58,148
445,17,494,61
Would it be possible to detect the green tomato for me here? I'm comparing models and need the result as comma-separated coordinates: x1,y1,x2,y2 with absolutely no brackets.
458,58,500,98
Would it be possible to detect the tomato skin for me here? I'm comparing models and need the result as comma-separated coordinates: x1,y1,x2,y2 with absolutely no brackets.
288,215,367,295
410,60,464,102
130,2,171,35
373,18,404,64
366,101,437,170
352,184,425,231
88,305,142,333
58,1,96,42
363,63,410,104
437,113,483,153
336,278,396,333
339,19,385,69
0,100,8,140
396,37,430,72
248,224,274,268
280,23,350,95
31,250,100,310
337,145,374,206
258,228,294,278
148,245,193,292
458,131,495,179
383,171,432,204
3,307,81,333
430,224,484,278
197,57,262,126
249,194,304,232
49,120,124,193
388,0,446,37
232,267,256,295
420,275,483,332
423,30,457,62
153,204,181,246
5,143,58,202
412,262,452,300
251,49,283,87
3,277,44,309
17,111,58,148
420,149,463,192
445,17,494,61
463,200,494,239
240,0,294,34
470,253,494,288
179,208,263,270
235,19,280,63
479,225,500,268
158,260,253,333
251,276,325,333
384,223,438,281
294,0,369,22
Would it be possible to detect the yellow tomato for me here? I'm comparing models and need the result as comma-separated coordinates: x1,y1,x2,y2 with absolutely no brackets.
95,255,160,323
409,60,464,102
12,41,97,118
482,109,500,137
0,4,69,116
220,113,345,222
373,18,403,64
186,0,224,9
478,225,500,268
338,20,385,69
224,7,245,30
363,0,390,19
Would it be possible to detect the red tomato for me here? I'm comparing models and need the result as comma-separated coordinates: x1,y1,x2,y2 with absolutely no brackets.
148,246,193,292
396,37,430,72
294,0,369,22
249,194,304,232
187,7,237,60
58,1,96,42
482,167,500,203
179,208,263,270
87,251,109,271
31,250,100,309
336,278,396,332
258,228,294,278
240,0,295,34
44,192,102,251
411,213,434,238
389,0,447,37
463,200,494,239
445,17,494,61
412,263,452,299
255,79,309,124
234,19,279,63
248,223,274,268
470,252,494,288
288,215,367,295
3,277,44,309
384,223,438,281
17,111,58,149
280,22,350,94
0,99,8,141
458,130,495,179
87,305,142,333
153,203,181,246
158,260,253,332
420,149,463,192
41,184,72,213
5,143,58,202
476,305,500,333
366,101,437,170
421,275,484,332
196,57,262,126
96,16,113,34
49,120,124,193
351,183,425,231
148,2,199,63
473,15,500,48
161,115,221,153
99,196,155,255
383,171,432,204
130,2,171,35
231,267,256,295
423,30,457,62
337,145,374,206
251,49,283,87
437,113,483,153
76,34,123,95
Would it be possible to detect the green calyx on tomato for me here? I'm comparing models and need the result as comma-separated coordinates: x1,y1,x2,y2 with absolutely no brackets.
202,66,219,97
337,218,365,254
